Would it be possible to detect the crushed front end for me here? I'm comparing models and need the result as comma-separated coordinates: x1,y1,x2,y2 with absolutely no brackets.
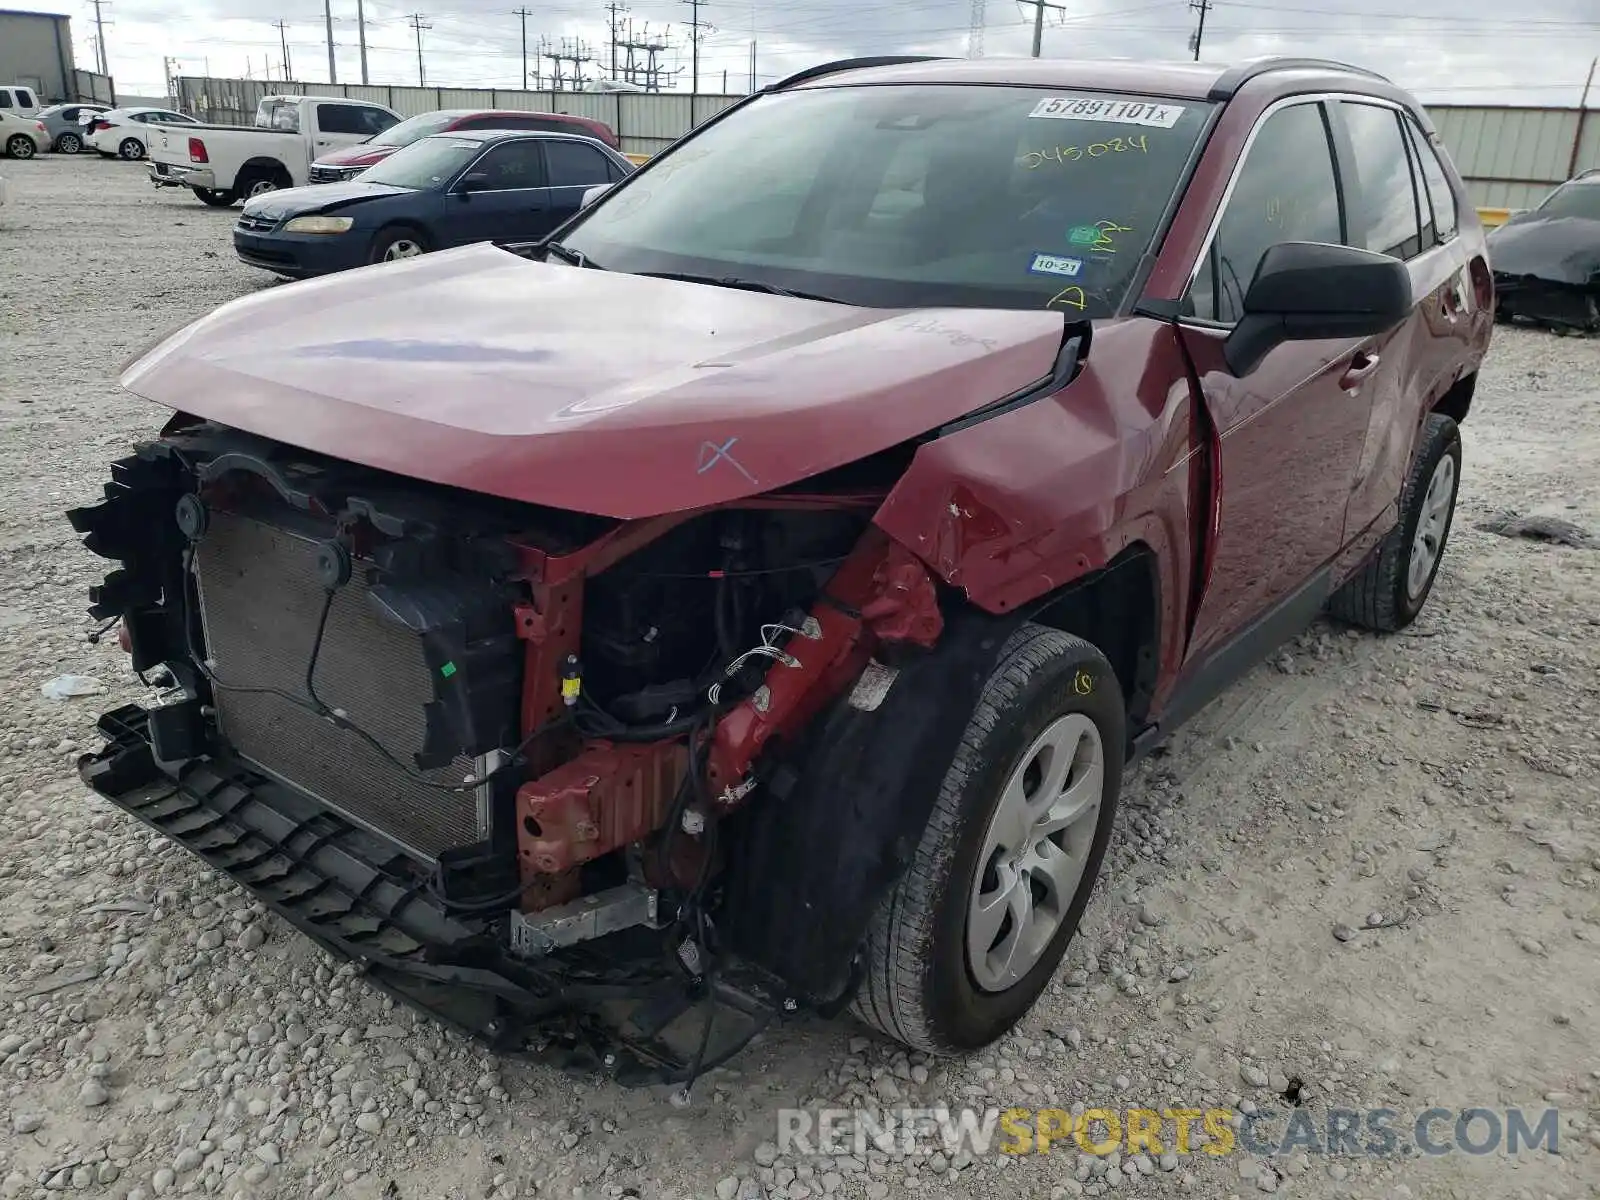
68,420,945,1085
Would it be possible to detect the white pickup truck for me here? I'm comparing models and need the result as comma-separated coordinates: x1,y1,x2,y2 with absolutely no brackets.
147,94,401,207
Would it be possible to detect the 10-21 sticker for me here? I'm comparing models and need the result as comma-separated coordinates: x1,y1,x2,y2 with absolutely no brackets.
1028,96,1185,128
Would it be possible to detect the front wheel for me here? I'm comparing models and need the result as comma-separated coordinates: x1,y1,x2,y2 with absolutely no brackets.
192,186,237,207
851,624,1124,1053
1329,412,1462,632
55,132,83,154
6,134,36,159
369,226,430,264
117,137,144,160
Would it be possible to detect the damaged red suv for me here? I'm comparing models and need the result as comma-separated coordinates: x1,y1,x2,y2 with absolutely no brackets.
72,54,1491,1085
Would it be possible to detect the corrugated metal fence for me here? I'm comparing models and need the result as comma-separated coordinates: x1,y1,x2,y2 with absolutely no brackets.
172,79,1596,209
72,69,115,105
1427,106,1598,210
174,76,740,158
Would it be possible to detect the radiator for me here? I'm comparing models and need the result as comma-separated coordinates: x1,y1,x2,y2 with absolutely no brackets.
193,510,484,860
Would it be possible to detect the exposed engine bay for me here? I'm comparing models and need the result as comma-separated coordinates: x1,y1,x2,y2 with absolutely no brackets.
70,419,949,1086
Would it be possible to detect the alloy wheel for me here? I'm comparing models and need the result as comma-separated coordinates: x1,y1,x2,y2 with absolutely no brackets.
1407,454,1456,600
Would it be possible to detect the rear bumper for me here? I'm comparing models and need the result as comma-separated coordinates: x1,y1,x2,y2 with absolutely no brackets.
78,703,779,1083
150,162,216,190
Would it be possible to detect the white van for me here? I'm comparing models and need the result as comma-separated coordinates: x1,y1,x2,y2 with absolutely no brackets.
0,85,44,116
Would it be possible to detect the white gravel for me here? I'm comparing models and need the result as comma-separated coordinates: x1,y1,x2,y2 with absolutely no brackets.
2,155,1599,1200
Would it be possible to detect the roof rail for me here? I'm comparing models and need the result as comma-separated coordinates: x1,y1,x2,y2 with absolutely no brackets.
1575,167,1600,180
766,56,951,93
1208,56,1391,101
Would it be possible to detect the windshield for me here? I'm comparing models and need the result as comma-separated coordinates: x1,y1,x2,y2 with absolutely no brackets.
1535,182,1600,221
360,136,481,189
561,85,1213,314
372,110,461,148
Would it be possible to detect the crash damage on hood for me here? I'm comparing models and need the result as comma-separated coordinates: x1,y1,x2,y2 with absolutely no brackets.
1489,213,1600,331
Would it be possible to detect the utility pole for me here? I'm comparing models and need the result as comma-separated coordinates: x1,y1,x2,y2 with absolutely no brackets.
1020,0,1066,58
89,0,111,75
408,13,431,87
356,0,370,84
682,0,714,94
163,55,178,104
968,0,984,57
605,2,626,81
515,7,533,88
747,38,754,93
1188,0,1212,61
323,0,337,83
272,20,293,81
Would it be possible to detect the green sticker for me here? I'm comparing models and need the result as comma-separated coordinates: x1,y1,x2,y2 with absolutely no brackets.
1067,225,1100,246
440,662,457,678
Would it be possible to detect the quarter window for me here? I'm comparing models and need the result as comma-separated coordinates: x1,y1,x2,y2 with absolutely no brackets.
1186,102,1343,325
1405,119,1457,241
1339,102,1424,261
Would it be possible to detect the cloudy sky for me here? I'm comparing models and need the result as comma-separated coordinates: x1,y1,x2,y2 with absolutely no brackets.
27,0,1600,105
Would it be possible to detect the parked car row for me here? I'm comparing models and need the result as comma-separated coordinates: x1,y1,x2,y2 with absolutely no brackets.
0,102,197,159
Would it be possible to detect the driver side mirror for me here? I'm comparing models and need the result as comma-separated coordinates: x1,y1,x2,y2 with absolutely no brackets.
581,183,612,209
1224,241,1412,376
457,171,490,194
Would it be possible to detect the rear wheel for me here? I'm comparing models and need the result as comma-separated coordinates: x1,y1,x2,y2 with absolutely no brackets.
6,134,36,159
192,186,238,207
851,624,1124,1053
1329,412,1462,632
369,226,430,264
117,137,144,160
55,132,82,154
236,172,286,200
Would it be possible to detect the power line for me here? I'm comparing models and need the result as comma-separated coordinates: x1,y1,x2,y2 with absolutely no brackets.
271,20,293,80
407,13,432,86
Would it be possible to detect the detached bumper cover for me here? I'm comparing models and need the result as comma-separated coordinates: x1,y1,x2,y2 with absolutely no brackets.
79,704,781,1084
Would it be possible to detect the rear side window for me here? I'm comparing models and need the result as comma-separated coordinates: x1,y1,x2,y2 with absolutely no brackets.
1339,102,1424,261
17,89,37,108
1187,102,1343,325
1405,119,1458,241
318,103,390,135
545,139,614,186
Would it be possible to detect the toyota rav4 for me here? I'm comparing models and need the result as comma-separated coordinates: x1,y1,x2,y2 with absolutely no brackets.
70,54,1491,1087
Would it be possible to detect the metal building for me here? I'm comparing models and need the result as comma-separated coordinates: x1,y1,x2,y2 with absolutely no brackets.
0,8,80,103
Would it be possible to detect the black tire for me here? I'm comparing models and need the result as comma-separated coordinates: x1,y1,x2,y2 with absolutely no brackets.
235,171,287,200
55,132,82,154
117,137,144,160
6,134,36,160
192,186,238,207
1329,412,1462,633
851,624,1124,1053
368,226,431,264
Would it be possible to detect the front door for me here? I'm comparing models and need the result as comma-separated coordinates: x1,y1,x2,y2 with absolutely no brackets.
1175,99,1377,661
440,138,552,246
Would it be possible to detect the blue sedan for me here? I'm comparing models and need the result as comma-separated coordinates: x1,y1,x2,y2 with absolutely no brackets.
232,129,634,278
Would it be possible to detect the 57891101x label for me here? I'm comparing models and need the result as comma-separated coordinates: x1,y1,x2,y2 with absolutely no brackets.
1027,96,1185,128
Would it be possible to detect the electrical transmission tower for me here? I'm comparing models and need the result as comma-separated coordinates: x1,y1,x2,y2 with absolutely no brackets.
617,20,675,91
545,37,595,92
968,0,984,57
408,13,432,86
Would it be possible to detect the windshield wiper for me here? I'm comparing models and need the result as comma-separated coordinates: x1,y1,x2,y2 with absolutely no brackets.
542,241,602,269
634,271,839,302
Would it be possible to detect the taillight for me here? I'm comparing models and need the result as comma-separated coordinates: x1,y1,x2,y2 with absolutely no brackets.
36,122,46,133
188,136,208,163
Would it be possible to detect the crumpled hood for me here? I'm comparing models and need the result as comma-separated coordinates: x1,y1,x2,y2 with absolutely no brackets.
1489,216,1600,286
314,142,400,168
245,180,412,220
121,244,1067,519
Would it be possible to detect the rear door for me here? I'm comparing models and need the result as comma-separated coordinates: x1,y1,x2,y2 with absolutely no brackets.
1328,100,1470,547
541,138,622,229
437,138,551,245
1174,99,1376,659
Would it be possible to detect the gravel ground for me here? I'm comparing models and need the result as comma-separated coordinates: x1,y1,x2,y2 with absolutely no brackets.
2,155,1598,1200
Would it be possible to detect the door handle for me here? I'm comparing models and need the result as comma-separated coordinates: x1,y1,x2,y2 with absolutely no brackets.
1340,351,1380,391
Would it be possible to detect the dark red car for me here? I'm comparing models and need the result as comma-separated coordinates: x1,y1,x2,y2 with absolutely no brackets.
71,54,1490,1086
308,107,620,183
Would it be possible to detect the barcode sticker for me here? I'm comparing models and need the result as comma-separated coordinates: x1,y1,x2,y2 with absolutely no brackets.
1028,97,1185,128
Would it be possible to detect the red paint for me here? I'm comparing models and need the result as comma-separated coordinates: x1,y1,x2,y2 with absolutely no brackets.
313,110,620,174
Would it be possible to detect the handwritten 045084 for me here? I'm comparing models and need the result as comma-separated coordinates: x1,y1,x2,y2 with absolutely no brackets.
1022,134,1149,170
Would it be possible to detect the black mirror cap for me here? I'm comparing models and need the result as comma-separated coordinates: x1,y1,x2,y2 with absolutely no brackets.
458,171,490,192
1224,241,1413,376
